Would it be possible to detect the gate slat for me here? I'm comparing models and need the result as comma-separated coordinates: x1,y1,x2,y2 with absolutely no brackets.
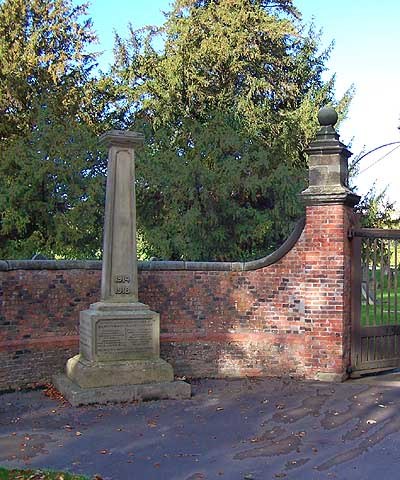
394,239,397,323
373,239,378,326
388,240,392,324
380,242,384,325
365,239,370,326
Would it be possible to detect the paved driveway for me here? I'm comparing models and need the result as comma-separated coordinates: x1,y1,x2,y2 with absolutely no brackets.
1,375,400,479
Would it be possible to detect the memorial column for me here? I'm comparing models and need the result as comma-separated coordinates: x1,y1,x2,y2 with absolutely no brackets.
54,130,190,405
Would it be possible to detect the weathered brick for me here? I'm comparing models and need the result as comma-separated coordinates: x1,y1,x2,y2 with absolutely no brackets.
0,203,356,390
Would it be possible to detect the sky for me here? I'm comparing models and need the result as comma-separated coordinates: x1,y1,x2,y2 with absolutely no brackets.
82,0,400,205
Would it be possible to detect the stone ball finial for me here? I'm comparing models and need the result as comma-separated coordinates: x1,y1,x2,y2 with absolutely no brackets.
318,106,338,127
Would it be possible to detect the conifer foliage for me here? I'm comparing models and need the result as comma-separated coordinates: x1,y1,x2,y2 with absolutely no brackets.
0,0,351,260
110,0,350,260
0,0,105,258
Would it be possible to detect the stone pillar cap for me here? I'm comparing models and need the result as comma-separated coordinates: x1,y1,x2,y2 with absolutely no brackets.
306,107,351,157
300,106,360,207
100,130,145,148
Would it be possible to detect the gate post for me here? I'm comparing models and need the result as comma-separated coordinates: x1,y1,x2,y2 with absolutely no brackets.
300,107,360,381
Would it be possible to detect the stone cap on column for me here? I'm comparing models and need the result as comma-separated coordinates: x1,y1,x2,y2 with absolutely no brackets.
100,130,145,149
300,107,360,207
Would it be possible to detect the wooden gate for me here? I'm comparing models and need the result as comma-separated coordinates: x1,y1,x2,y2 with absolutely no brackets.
351,227,400,376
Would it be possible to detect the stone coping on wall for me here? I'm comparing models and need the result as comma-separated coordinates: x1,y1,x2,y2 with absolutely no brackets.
0,217,305,273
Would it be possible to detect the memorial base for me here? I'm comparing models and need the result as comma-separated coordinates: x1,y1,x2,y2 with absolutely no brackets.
66,354,175,388
56,300,191,405
53,374,191,407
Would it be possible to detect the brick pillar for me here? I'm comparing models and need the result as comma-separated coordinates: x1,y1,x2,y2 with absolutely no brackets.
300,107,360,381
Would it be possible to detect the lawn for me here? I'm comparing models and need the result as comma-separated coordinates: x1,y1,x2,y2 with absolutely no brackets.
0,467,90,480
361,267,400,326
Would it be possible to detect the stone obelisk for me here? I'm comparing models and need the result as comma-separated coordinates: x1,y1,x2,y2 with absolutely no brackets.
54,131,190,405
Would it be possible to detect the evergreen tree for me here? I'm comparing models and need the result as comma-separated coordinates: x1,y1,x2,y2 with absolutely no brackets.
110,0,352,260
355,186,399,230
0,0,105,259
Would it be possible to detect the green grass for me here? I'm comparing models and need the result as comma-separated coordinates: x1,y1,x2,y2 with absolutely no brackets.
0,467,89,480
361,267,400,326
361,297,400,326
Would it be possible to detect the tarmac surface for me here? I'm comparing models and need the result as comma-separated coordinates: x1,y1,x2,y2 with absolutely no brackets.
1,374,400,480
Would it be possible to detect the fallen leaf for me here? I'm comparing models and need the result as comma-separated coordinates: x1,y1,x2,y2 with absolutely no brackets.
147,419,157,428
43,383,68,404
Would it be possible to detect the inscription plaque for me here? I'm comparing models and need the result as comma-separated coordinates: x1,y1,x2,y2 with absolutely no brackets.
95,318,155,360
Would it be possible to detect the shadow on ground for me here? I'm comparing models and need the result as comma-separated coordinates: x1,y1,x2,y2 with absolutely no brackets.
1,375,400,480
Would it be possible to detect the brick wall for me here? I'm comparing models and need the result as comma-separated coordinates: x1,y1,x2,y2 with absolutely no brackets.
0,204,356,390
